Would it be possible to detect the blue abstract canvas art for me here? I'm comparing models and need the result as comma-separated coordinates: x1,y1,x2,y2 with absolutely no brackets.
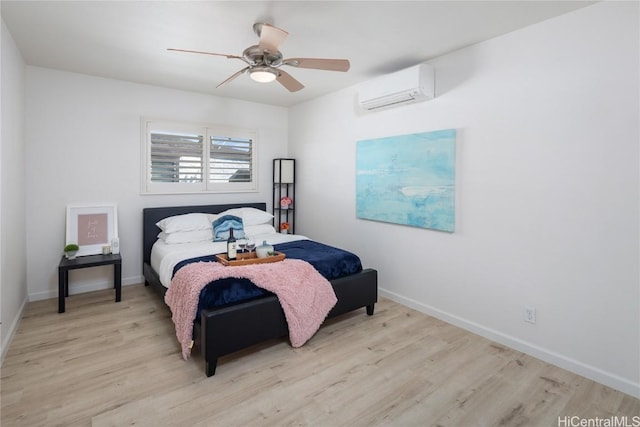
356,129,456,232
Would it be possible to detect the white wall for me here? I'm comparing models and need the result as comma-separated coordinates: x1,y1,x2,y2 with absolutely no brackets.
289,2,639,397
1,18,28,361
25,68,288,300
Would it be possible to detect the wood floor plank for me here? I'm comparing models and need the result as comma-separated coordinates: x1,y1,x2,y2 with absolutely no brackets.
1,283,637,426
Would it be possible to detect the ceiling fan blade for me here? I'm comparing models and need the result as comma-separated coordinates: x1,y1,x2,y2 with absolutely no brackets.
216,67,250,88
283,58,350,72
168,48,245,61
257,24,288,53
276,69,304,92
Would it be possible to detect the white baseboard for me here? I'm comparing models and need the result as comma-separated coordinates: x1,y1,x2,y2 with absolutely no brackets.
379,287,640,399
28,275,144,302
1,295,28,364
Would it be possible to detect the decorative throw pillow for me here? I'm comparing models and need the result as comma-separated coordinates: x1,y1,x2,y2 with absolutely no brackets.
212,215,246,241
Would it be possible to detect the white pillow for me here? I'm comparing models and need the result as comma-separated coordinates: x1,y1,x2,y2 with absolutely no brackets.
156,213,216,233
158,229,213,244
243,224,277,237
243,208,273,225
219,207,273,226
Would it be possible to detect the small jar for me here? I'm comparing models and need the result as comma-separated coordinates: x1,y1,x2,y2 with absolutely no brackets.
256,240,274,258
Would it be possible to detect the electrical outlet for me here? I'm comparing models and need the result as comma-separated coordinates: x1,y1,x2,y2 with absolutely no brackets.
524,306,536,324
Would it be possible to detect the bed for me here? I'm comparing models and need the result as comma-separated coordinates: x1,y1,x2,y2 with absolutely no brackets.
142,202,378,377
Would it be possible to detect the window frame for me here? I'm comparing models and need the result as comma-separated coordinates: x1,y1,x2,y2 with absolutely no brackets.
141,119,258,195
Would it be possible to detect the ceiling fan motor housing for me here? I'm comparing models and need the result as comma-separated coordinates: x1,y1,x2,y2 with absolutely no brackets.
243,45,283,67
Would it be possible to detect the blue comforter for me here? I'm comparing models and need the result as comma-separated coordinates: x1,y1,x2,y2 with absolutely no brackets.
171,239,363,315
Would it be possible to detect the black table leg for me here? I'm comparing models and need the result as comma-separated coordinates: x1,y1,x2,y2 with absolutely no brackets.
58,267,65,313
64,270,69,297
115,262,121,302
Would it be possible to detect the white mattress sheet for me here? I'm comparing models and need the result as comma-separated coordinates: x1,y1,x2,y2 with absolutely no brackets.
150,232,308,288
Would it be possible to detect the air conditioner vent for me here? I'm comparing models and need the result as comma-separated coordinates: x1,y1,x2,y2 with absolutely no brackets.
358,64,434,111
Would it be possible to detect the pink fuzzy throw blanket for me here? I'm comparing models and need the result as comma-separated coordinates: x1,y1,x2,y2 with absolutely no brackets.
165,259,337,359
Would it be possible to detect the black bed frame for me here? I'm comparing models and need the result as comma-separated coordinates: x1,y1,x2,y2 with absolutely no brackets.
142,203,378,377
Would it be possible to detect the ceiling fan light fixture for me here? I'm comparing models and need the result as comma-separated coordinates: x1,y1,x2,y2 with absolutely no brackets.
250,66,278,83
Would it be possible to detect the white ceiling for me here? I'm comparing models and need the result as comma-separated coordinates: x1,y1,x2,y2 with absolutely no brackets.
1,1,594,107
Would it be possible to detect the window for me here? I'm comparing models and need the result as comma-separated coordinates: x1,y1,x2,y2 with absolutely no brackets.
209,135,253,184
142,120,257,194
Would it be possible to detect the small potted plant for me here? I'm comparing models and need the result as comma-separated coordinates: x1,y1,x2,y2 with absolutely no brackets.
280,196,292,210
64,243,79,259
280,222,290,234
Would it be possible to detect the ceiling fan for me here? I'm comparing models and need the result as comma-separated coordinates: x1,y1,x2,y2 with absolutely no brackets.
168,23,350,92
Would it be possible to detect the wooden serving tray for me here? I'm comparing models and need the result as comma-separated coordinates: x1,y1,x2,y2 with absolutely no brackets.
215,251,285,266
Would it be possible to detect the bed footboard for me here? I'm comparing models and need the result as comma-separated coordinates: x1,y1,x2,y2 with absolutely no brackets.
199,295,287,376
198,268,377,377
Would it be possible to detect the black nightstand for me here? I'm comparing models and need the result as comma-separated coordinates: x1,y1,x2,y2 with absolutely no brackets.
58,253,122,313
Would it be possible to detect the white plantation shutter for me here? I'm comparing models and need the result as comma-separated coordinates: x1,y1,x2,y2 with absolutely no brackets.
150,132,204,183
142,120,257,194
209,136,253,183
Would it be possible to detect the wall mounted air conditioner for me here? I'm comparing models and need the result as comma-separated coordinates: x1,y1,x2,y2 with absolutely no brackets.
358,63,435,111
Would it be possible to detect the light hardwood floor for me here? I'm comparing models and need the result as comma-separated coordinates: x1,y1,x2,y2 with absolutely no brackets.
1,283,638,426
